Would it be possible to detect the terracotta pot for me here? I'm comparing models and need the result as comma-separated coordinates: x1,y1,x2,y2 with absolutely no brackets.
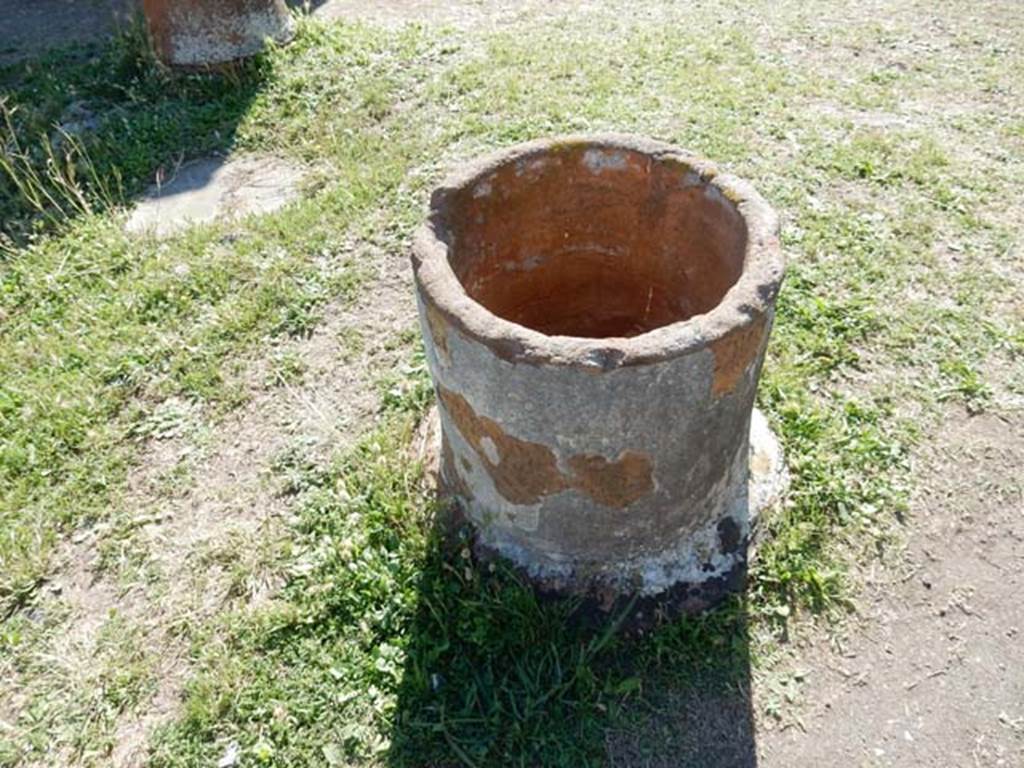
142,0,294,68
412,135,787,617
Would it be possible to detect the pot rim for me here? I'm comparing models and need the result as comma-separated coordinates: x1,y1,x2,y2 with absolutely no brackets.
412,133,784,369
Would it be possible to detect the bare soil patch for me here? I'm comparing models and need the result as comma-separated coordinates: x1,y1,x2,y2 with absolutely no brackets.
757,408,1024,767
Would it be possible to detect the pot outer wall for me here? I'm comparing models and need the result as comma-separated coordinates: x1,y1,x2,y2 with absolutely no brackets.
143,0,294,67
412,137,785,608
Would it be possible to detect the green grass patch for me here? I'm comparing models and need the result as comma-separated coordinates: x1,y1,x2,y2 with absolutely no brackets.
0,19,439,615
147,406,753,768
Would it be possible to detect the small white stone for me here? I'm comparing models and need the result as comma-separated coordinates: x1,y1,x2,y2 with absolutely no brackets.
217,741,240,768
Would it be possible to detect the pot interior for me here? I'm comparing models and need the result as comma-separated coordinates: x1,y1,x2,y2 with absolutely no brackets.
442,144,748,339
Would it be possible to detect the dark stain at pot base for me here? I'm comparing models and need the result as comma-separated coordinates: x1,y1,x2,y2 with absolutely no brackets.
717,516,742,554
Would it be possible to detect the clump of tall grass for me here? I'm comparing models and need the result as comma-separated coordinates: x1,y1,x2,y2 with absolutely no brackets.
0,97,122,240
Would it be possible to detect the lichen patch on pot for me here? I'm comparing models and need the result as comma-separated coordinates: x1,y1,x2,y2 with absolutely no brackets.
424,303,451,365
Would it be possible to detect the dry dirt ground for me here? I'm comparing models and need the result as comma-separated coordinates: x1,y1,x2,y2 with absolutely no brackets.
757,409,1024,768
2,2,1022,768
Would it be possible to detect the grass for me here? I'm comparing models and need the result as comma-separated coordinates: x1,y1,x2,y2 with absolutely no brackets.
146,397,758,768
0,21,434,616
1,1,1023,766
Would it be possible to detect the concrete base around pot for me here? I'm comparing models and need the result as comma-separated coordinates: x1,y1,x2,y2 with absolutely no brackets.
417,404,788,618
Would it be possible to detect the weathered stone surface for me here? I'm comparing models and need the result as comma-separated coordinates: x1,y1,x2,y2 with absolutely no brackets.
142,0,294,68
412,134,785,610
437,386,656,508
125,154,303,238
417,404,788,626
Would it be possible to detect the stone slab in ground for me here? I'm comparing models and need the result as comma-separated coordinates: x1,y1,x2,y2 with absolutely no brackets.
125,154,304,238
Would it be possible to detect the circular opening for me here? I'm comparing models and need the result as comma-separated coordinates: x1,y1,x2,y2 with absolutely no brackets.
441,144,749,339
